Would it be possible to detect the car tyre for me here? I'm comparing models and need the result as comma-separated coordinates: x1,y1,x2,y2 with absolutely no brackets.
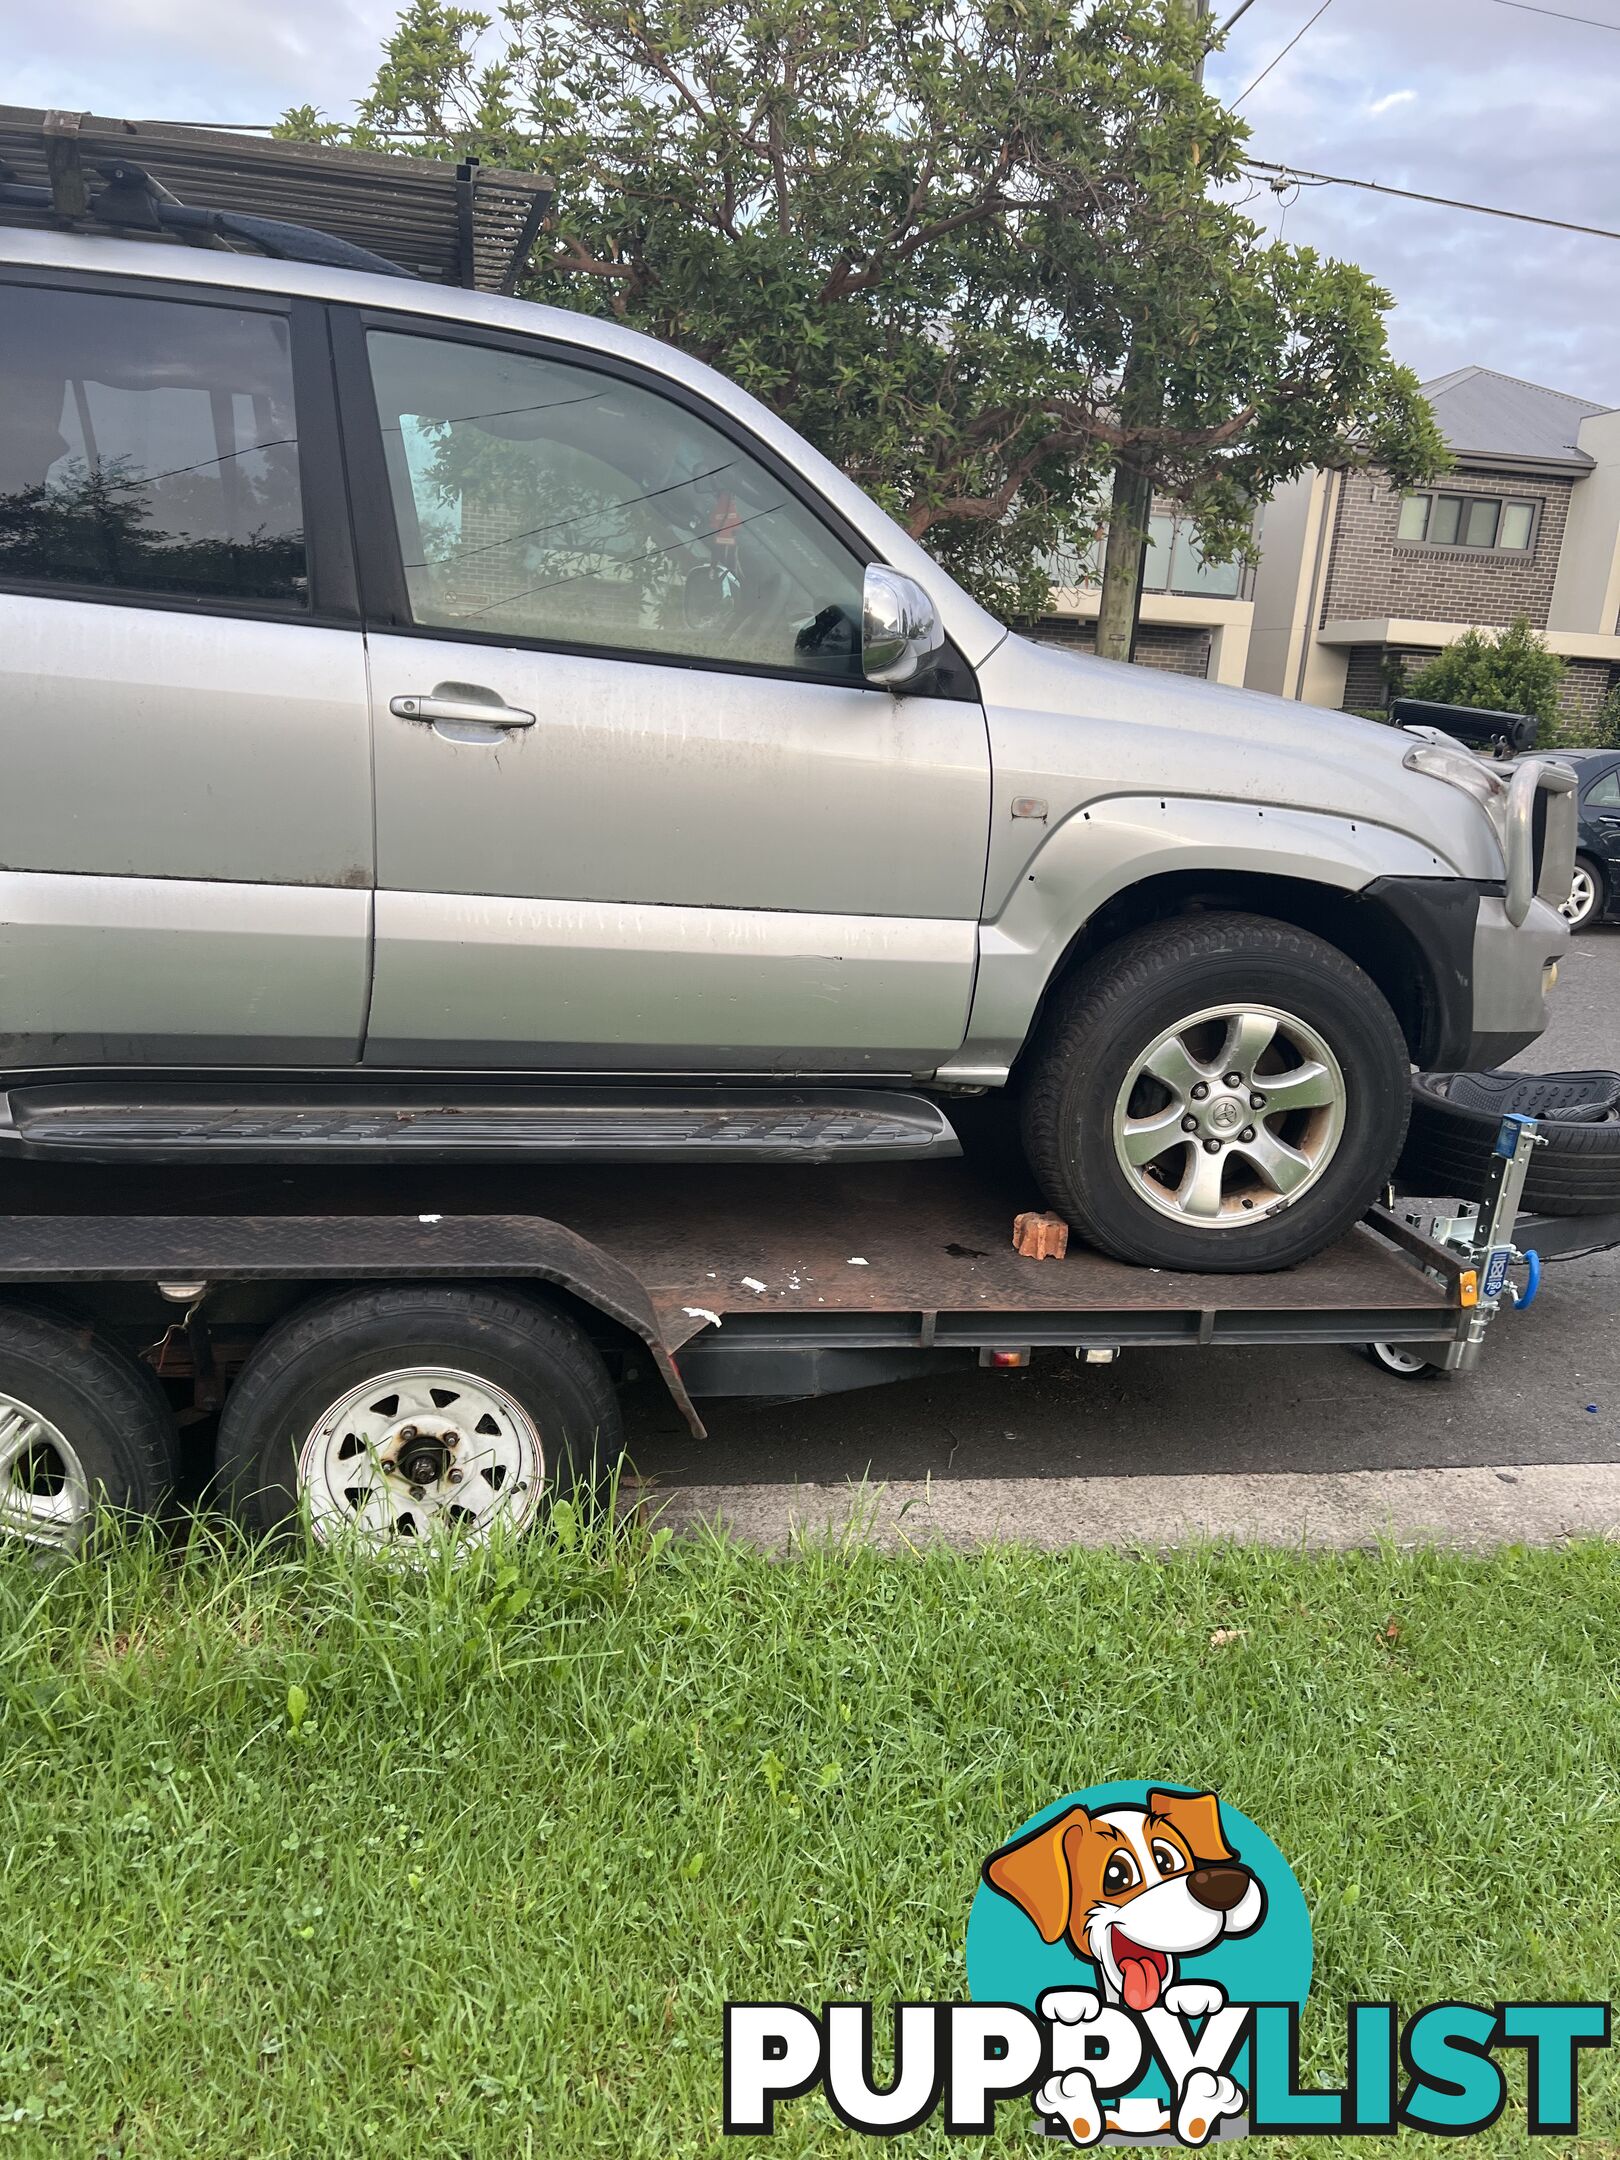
1562,855,1606,933
216,1284,622,1547
1401,1068,1620,1216
1021,913,1412,1272
0,1300,176,1552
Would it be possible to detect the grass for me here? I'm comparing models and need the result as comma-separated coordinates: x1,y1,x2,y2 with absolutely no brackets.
0,1512,1618,2157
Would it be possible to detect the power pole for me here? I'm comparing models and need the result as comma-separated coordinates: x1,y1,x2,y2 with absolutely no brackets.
1093,0,1208,664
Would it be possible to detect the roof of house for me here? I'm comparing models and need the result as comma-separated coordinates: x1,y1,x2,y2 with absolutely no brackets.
1420,365,1610,472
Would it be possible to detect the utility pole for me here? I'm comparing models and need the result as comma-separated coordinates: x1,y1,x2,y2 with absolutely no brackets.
1093,0,1208,664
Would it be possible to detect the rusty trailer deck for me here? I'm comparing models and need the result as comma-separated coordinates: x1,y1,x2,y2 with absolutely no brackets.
0,1148,1466,1408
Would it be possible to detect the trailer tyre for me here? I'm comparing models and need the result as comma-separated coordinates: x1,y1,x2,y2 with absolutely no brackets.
0,1301,175,1552
1021,913,1411,1272
216,1284,622,1547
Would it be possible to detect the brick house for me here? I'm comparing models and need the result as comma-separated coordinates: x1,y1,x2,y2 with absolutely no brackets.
1245,367,1620,737
1031,505,1256,687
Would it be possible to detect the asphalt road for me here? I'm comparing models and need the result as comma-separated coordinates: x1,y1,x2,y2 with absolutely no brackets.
629,928,1620,1542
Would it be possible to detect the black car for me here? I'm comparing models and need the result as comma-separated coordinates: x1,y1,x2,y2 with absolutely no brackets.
1561,748,1620,931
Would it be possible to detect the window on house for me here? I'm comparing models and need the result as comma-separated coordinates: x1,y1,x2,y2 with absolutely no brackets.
1041,512,1242,600
1397,491,1537,552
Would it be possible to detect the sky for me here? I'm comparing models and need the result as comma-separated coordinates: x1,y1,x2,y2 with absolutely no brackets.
9,0,1620,408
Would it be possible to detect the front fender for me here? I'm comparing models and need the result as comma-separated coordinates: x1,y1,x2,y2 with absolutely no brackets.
939,794,1459,1082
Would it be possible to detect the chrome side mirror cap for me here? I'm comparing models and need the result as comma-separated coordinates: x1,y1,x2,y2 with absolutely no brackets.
861,564,944,692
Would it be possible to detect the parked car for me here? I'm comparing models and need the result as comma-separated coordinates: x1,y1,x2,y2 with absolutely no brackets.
1558,749,1620,931
0,220,1577,1273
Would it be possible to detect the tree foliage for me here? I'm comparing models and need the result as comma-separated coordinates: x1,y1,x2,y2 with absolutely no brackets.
1405,616,1566,733
281,0,1446,618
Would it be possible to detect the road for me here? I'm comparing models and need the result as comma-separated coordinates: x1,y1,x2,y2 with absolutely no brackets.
632,927,1620,1549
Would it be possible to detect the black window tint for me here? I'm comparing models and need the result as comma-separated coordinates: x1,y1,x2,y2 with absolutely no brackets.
365,329,865,678
0,283,306,606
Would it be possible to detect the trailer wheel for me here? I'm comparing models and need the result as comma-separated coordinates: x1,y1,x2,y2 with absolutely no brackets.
216,1285,622,1548
0,1302,176,1553
1363,1340,1452,1382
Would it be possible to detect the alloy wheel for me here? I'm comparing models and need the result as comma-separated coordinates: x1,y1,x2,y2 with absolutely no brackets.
1561,865,1597,928
1111,1003,1347,1227
0,1392,93,1553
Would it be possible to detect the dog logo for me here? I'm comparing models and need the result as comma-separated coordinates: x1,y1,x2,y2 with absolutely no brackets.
725,1778,1609,2143
967,1781,1313,2148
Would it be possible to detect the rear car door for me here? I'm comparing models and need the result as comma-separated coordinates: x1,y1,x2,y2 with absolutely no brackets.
339,314,991,1073
0,270,371,1069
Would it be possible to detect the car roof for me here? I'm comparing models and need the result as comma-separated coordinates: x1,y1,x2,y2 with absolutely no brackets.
0,223,1007,669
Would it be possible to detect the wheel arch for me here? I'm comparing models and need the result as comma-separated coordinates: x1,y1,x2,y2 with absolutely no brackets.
1019,869,1444,1072
947,794,1462,1086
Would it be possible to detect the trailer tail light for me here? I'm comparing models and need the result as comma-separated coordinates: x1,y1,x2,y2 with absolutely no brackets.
980,1347,1031,1369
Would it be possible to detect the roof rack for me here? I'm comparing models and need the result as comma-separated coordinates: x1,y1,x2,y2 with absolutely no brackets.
0,106,554,293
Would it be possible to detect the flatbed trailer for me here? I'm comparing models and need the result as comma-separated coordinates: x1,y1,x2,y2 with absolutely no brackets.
0,1115,1591,1552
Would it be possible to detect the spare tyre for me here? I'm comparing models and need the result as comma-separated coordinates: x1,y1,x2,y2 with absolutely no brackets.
1400,1069,1620,1215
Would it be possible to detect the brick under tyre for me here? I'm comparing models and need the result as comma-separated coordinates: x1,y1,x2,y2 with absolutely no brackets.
1021,913,1412,1273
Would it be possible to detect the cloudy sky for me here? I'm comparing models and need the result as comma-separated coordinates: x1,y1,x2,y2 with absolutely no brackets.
11,0,1619,406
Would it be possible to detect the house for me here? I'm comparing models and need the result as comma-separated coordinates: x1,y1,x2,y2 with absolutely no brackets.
1032,506,1255,687
1245,366,1620,735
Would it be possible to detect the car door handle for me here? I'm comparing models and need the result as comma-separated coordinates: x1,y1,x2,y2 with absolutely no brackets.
389,692,535,729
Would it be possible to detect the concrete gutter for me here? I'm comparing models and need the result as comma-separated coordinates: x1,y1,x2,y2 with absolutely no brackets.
641,1461,1620,1553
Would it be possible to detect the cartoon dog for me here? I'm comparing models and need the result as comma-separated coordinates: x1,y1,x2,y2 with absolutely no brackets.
983,1789,1264,2147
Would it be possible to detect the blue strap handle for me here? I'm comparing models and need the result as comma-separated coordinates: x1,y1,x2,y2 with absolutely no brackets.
1515,1249,1541,1310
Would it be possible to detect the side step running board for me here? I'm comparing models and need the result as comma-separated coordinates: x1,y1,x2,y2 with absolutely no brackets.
0,1084,961,1165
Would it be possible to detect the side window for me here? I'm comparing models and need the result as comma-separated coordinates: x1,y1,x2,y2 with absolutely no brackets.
0,282,306,607
1586,769,1620,809
365,329,866,678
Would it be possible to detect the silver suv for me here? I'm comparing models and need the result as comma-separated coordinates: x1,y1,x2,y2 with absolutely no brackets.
0,225,1575,1271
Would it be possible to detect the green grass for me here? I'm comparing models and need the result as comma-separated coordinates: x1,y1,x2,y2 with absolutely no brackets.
1,1512,1618,2157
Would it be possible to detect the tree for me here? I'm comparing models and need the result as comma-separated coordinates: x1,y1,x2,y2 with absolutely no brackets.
281,0,1445,624
1404,617,1566,735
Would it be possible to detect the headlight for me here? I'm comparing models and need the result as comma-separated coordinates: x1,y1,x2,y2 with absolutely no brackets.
1402,738,1511,846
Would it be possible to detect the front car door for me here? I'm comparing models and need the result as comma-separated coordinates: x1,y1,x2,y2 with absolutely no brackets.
1582,760,1620,895
339,314,991,1073
0,269,371,1069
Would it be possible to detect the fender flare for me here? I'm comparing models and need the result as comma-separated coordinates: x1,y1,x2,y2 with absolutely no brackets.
942,793,1458,1082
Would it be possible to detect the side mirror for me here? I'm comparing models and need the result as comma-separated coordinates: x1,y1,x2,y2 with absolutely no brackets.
861,565,944,692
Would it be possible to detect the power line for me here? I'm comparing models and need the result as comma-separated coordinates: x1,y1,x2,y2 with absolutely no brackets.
1485,0,1620,30
1244,156,1620,243
1232,0,1336,107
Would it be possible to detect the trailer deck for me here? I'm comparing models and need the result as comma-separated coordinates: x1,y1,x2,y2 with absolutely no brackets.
0,1116,1570,1550
0,1146,1470,1412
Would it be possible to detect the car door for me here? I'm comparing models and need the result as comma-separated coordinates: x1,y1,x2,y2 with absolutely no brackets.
1583,762,1620,890
341,314,992,1073
0,271,371,1069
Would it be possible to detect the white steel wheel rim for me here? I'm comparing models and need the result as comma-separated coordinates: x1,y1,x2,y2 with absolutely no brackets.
1111,1002,1347,1228
1371,1341,1430,1374
298,1365,546,1549
1562,867,1596,925
0,1391,93,1553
